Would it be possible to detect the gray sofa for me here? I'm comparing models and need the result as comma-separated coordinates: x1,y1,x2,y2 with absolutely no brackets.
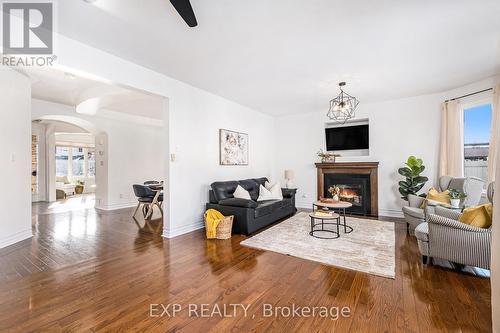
402,176,484,235
415,182,494,269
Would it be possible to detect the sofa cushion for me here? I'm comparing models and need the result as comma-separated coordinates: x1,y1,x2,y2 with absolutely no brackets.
254,200,284,218
218,198,258,208
415,223,429,242
233,185,251,200
239,179,261,201
211,181,239,201
459,203,493,228
402,206,425,219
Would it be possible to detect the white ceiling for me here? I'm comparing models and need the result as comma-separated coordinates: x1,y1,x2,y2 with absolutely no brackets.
56,0,500,116
23,67,165,119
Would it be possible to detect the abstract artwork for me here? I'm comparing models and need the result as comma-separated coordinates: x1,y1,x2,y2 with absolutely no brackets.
219,129,248,165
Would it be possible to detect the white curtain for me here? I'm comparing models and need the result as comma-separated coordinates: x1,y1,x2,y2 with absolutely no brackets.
439,100,464,178
488,83,500,183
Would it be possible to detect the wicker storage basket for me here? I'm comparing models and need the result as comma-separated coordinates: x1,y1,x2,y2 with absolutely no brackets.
204,213,234,240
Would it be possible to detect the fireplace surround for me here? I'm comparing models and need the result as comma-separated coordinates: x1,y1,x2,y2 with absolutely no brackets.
316,162,379,217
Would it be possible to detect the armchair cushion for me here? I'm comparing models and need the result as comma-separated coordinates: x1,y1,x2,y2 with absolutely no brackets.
428,213,490,233
218,198,258,208
419,188,450,208
408,194,425,208
459,204,493,229
415,222,429,242
402,206,425,219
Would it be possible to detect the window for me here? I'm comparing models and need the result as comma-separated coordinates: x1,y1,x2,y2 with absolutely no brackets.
55,146,69,177
31,135,39,194
87,150,96,177
55,146,95,179
463,103,492,185
72,148,85,177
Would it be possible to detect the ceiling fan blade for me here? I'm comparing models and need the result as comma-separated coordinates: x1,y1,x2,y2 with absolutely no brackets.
169,0,198,27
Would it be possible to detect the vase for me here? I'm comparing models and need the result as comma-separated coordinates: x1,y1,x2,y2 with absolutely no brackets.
332,194,339,201
450,198,460,208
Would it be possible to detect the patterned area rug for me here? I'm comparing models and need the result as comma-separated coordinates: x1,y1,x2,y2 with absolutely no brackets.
240,212,395,279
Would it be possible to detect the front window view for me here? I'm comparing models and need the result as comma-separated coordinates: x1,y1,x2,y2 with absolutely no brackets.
463,103,492,186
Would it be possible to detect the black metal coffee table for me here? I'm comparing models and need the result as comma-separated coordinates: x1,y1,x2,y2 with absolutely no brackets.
309,212,341,239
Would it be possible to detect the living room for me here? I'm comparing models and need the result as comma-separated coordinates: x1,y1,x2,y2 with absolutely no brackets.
0,1,499,332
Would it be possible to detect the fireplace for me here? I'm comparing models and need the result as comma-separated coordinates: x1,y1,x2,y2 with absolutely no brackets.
316,162,379,217
324,173,371,215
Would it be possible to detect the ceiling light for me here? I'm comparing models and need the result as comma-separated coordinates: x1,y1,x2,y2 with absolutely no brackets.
83,0,97,3
326,82,359,124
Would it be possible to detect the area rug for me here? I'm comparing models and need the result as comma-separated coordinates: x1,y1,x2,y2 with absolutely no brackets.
240,212,395,279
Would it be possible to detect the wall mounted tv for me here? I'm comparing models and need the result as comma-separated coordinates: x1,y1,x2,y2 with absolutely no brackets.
325,124,369,151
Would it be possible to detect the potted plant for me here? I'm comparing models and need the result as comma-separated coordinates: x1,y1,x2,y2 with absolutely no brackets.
449,189,467,208
398,156,428,201
75,180,85,195
317,149,340,163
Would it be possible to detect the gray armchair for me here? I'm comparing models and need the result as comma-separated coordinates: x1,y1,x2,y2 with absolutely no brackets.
415,182,494,269
402,176,484,235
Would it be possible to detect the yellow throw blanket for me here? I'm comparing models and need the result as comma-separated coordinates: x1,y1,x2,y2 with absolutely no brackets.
205,209,224,239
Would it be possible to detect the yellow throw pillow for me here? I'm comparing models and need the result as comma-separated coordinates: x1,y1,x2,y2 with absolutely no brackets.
420,188,450,208
459,204,493,229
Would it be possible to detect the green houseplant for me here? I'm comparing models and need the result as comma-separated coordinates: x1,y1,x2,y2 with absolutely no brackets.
398,156,428,201
449,189,467,208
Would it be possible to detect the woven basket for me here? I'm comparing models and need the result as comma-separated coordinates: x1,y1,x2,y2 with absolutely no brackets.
205,214,234,240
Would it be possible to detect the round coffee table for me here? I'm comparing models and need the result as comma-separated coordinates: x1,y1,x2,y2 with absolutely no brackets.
313,201,353,234
309,212,341,239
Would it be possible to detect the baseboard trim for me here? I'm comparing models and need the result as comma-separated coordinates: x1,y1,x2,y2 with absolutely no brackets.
379,208,404,218
95,202,137,212
162,221,205,239
0,229,33,249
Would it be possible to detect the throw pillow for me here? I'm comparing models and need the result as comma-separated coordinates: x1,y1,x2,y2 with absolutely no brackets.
233,185,251,200
257,184,283,201
420,188,450,208
459,203,493,228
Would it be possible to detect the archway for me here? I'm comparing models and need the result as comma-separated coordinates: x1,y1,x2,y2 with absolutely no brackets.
32,115,109,209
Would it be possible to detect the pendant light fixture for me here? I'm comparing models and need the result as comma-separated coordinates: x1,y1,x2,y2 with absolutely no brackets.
326,82,359,124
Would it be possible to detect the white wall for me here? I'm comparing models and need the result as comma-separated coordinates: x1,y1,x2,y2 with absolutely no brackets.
32,98,165,210
0,68,32,248
492,144,500,332
274,76,500,217
52,34,276,238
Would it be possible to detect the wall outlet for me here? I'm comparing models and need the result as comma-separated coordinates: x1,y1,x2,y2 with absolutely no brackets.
302,193,309,198
119,194,124,199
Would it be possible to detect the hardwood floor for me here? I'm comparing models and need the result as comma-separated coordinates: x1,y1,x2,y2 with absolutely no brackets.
0,205,492,332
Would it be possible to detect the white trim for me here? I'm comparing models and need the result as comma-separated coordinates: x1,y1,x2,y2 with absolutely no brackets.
95,202,137,211
0,229,33,249
162,220,205,238
379,208,404,218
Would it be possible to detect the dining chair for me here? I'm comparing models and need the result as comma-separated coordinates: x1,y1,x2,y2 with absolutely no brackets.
132,184,163,219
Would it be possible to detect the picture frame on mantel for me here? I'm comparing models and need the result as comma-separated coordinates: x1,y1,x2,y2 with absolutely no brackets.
219,129,249,166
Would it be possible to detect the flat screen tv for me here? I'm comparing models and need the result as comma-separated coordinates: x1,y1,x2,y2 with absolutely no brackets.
325,125,369,151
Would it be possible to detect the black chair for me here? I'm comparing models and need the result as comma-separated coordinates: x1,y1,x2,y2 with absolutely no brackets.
132,184,164,219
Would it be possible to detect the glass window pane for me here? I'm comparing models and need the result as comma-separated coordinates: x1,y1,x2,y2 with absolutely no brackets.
72,147,85,177
463,103,492,186
88,150,96,177
55,146,69,177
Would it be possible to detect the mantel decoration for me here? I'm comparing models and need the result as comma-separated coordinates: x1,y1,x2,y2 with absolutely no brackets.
326,82,360,124
317,149,340,163
219,129,249,165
